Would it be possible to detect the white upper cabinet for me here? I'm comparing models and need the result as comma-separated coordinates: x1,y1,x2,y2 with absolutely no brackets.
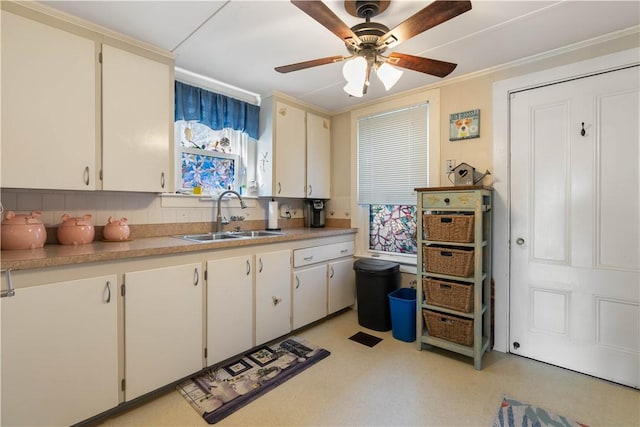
258,97,331,199
102,44,172,192
1,11,98,190
305,112,331,199
0,4,173,192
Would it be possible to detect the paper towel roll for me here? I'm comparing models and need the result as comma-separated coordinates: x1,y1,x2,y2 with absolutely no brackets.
267,200,279,230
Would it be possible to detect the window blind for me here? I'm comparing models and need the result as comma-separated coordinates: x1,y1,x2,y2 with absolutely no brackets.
357,103,429,205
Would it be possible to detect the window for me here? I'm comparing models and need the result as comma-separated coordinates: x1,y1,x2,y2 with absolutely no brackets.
175,121,244,194
353,88,440,263
173,81,260,197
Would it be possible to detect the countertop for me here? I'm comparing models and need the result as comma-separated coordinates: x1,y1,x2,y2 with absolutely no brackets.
0,227,357,271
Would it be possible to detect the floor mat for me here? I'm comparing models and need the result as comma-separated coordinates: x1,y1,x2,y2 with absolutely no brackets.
349,331,383,347
177,336,330,424
492,395,589,427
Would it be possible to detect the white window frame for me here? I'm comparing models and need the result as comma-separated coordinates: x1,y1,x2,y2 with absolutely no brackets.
350,88,441,267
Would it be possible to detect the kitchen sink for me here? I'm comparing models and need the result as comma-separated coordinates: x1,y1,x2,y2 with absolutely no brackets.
174,232,246,243
230,230,285,238
175,230,285,243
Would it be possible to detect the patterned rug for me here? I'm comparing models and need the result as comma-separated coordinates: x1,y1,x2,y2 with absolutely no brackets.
177,336,330,424
492,395,589,427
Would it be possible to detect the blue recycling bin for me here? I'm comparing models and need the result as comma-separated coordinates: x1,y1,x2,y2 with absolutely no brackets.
388,287,416,342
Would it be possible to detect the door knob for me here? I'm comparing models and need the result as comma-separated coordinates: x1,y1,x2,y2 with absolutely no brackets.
516,237,525,246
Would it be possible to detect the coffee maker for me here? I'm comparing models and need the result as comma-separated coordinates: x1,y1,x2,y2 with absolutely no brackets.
305,200,326,228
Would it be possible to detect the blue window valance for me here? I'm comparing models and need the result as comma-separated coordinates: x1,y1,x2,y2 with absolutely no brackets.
175,81,260,139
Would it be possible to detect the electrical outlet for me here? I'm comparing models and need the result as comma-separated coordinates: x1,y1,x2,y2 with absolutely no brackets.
445,159,456,172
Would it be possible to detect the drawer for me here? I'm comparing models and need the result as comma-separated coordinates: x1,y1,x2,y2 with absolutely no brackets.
421,191,486,209
293,241,354,267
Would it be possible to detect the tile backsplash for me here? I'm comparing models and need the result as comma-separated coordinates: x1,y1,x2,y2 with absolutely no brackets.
0,189,352,228
0,189,266,227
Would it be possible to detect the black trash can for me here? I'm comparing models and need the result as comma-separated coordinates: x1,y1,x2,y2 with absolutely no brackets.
353,259,400,331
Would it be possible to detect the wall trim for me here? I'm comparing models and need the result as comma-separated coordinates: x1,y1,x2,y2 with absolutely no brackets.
491,47,640,353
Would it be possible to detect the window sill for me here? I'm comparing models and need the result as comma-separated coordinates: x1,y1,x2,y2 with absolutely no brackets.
160,192,259,208
356,252,417,274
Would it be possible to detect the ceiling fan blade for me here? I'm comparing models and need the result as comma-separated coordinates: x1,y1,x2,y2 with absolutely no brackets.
380,0,472,47
275,55,347,73
387,52,457,78
291,0,361,46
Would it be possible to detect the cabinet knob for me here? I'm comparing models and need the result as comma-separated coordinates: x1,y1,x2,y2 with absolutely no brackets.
272,296,282,306
444,197,450,204
516,237,525,246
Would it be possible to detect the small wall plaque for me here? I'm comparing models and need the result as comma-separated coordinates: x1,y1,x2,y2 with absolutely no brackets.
449,109,480,141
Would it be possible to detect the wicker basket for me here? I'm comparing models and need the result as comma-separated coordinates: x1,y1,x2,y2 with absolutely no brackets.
423,278,474,313
424,214,474,243
424,246,474,277
423,309,473,346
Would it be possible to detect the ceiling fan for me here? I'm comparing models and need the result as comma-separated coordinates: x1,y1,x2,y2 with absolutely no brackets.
275,0,472,97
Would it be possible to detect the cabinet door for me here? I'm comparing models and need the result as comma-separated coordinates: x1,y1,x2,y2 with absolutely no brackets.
274,102,306,197
207,256,253,366
102,44,172,192
328,258,356,314
1,11,97,190
255,249,291,345
1,276,118,426
293,264,328,329
124,263,203,400
306,112,331,199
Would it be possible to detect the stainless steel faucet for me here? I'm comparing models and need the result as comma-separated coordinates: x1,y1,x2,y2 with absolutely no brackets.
216,190,247,232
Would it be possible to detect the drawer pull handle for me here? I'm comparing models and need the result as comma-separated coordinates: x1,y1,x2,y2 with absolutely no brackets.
194,268,199,286
330,267,334,278
246,260,251,276
441,217,452,223
295,276,300,289
1,269,15,298
304,256,313,261
439,284,452,290
340,249,348,254
441,251,453,257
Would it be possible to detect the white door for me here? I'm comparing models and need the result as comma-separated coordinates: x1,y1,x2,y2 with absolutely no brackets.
2,276,118,426
207,256,253,365
124,263,203,400
1,11,97,190
102,44,172,192
293,264,328,329
328,258,356,314
255,249,291,345
510,66,639,388
306,112,331,199
274,101,306,197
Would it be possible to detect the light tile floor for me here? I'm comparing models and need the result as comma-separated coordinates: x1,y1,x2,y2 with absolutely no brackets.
98,309,639,426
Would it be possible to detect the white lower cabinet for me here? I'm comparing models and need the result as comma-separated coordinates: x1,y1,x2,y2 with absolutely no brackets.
124,263,203,400
292,241,355,328
328,258,356,314
206,255,253,366
1,275,118,427
255,249,292,345
293,264,328,329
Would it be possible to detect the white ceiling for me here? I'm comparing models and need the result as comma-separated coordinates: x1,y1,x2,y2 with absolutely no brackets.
40,1,639,113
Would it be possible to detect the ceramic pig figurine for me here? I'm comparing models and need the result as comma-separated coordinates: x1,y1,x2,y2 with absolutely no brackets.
103,217,131,241
57,214,95,245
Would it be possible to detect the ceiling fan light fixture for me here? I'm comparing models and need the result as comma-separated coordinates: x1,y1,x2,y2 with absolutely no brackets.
376,62,403,91
342,55,367,83
343,80,364,97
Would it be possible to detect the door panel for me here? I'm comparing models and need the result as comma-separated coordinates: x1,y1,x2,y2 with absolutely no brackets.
510,66,639,388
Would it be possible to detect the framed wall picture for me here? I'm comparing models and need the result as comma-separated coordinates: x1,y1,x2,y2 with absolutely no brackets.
449,109,480,141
